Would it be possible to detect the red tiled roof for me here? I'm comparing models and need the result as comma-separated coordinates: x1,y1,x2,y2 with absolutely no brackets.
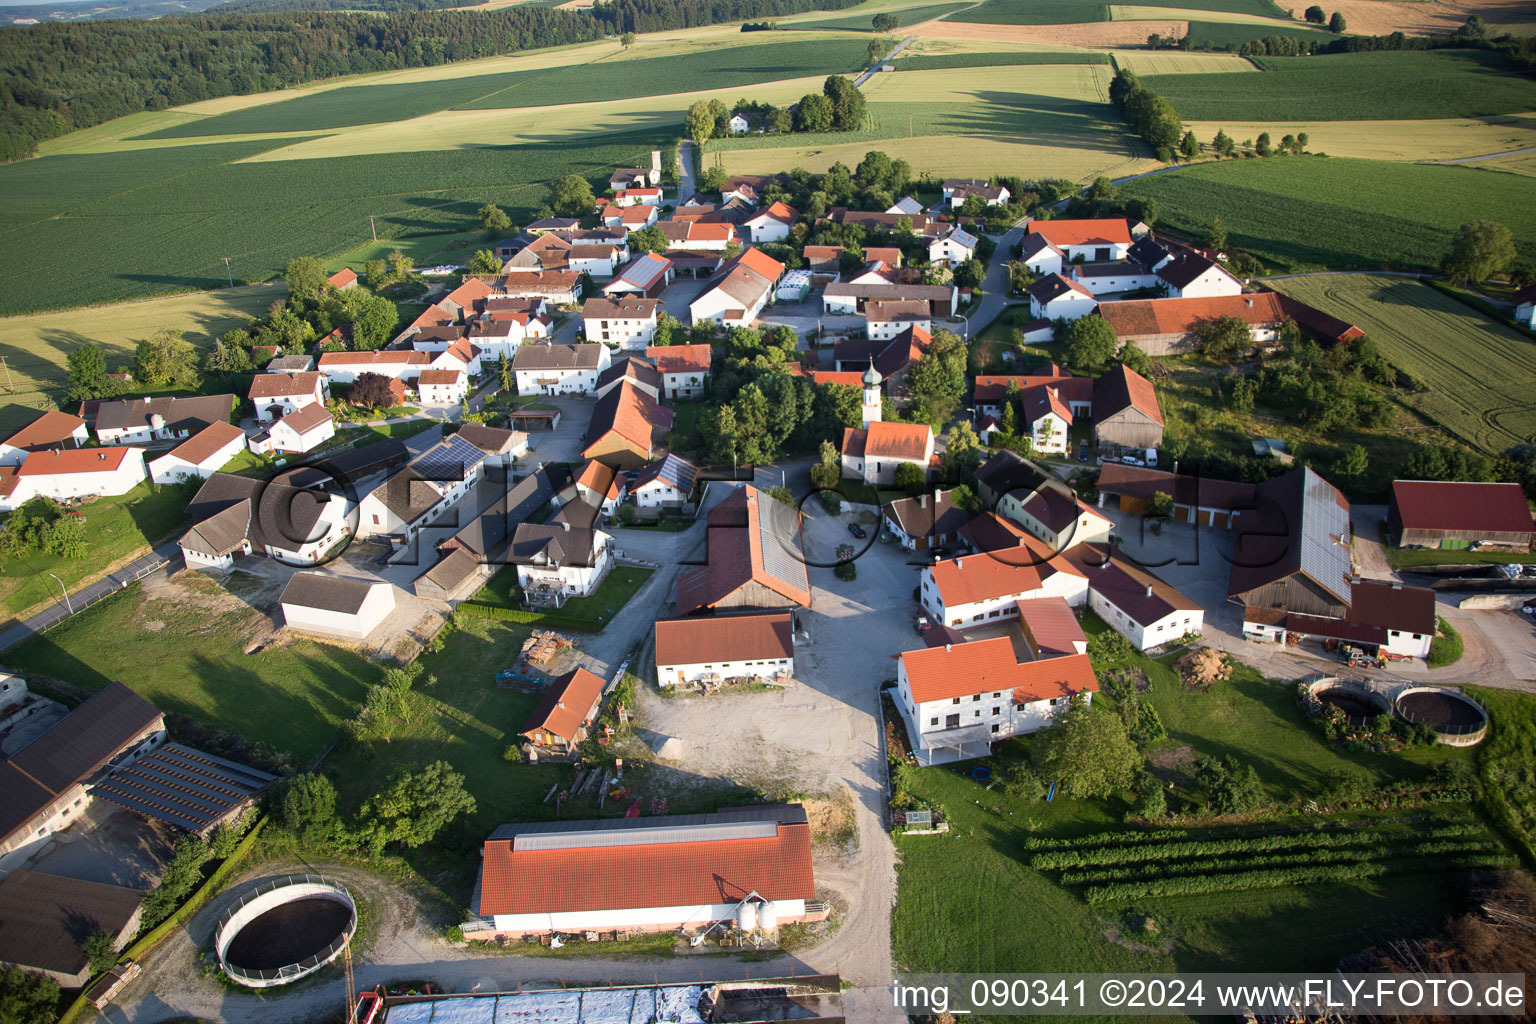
445,276,495,312
1016,596,1087,657
327,268,358,288
583,380,664,458
520,668,604,745
736,246,786,283
1093,364,1163,426
1097,293,1284,338
653,611,793,667
928,537,1082,608
749,201,798,226
674,486,811,612
620,206,654,224
973,368,1089,404
646,344,711,375
575,459,622,500
413,303,456,329
2,411,86,451
854,421,932,461
479,812,814,916
276,403,333,435
160,421,246,467
17,447,134,477
248,371,323,399
1013,652,1098,704
1026,218,1131,247
900,635,1097,704
1389,480,1535,536
318,350,430,367
417,369,463,386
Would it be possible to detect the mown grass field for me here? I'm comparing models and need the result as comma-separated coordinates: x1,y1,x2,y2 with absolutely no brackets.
1180,17,1336,45
1268,274,1536,455
713,63,1155,179
893,614,1474,987
1108,49,1257,74
1146,50,1536,122
891,50,1111,68
1183,113,1536,162
791,1,971,29
944,0,1284,24
6,579,380,761
0,282,284,425
1119,157,1536,271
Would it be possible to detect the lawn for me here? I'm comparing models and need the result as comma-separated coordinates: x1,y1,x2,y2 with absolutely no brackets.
0,283,285,424
943,0,1285,24
471,566,655,627
1387,547,1536,569
4,580,380,762
0,131,667,315
893,613,1480,990
1119,157,1536,272
1468,686,1536,861
0,480,193,619
1268,275,1536,455
1144,50,1536,122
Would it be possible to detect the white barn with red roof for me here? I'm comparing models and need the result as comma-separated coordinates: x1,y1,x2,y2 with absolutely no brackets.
0,411,89,466
895,635,1097,764
1025,218,1132,262
919,536,1089,628
473,804,818,938
653,611,794,689
148,421,249,485
741,202,797,244
317,350,430,384
259,404,335,455
2,447,147,510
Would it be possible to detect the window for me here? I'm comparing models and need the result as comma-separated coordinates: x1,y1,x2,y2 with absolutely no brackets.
992,692,1001,698
974,710,981,718
952,697,961,705
989,609,1001,619
991,724,1000,734
992,707,1000,716
372,514,381,525
930,717,938,726
945,714,960,728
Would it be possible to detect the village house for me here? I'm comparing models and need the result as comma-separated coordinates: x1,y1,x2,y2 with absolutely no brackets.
1006,485,1114,551
1067,545,1204,651
675,485,811,614
865,299,932,342
148,421,248,485
498,270,583,305
566,460,628,516
929,226,978,268
1070,260,1160,296
0,682,166,873
631,452,697,510
279,571,396,641
1018,233,1065,277
1092,364,1164,450
604,253,675,298
1096,293,1285,357
1028,274,1097,321
317,349,430,384
609,152,662,190
455,422,529,467
654,611,794,688
1,446,147,510
356,434,493,543
89,394,234,446
583,379,674,469
1387,480,1536,550
689,247,785,327
504,233,574,273
1231,467,1435,659
825,207,939,237
883,488,969,552
646,343,711,400
181,472,350,568
253,404,335,456
0,411,88,465
741,201,797,243
1025,218,1132,262
327,267,358,290
1157,252,1243,298
519,668,605,755
509,517,613,606
973,366,1091,418
658,221,738,255
0,870,144,988
604,205,659,234
614,186,663,207
895,635,1097,764
512,343,612,395
833,326,931,394
427,337,483,377
822,281,958,318
416,368,467,406
266,354,317,373
942,178,1010,209
919,531,1089,628
248,371,327,422
583,296,660,349
419,461,567,602
471,804,817,938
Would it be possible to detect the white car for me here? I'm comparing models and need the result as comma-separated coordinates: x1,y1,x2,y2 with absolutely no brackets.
1121,457,1145,467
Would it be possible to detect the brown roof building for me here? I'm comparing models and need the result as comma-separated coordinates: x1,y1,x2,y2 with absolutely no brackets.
675,486,810,614
1387,480,1535,549
0,870,144,986
519,668,605,751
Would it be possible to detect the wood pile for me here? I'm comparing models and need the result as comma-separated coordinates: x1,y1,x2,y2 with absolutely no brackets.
520,630,574,667
1175,647,1231,690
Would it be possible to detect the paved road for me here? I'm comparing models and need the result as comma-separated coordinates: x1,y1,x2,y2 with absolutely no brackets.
970,220,1029,336
853,34,913,86
0,540,180,653
1431,145,1536,165
677,139,698,203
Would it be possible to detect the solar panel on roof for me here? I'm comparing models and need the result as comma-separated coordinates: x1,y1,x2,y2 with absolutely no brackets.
756,494,808,594
1298,467,1352,604
513,819,777,852
411,434,484,483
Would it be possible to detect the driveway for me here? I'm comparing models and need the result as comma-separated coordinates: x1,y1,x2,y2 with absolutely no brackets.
657,277,710,324
1351,504,1393,579
677,140,698,203
18,802,177,890
516,395,594,465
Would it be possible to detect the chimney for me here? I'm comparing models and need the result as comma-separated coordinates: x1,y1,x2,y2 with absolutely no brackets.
1145,584,1153,598
1244,298,1253,307
98,452,106,461
945,644,952,653
562,520,571,531
919,493,927,509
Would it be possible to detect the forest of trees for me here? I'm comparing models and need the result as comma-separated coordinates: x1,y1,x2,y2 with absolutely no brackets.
0,0,860,160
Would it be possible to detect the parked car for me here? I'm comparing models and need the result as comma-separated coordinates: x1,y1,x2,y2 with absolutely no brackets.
1122,456,1145,467
848,522,866,538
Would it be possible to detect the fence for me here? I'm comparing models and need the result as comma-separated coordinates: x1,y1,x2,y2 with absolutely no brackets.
216,873,356,987
27,553,168,639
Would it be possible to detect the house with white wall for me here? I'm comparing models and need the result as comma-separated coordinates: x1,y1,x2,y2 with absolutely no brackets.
0,411,88,466
689,248,784,327
646,344,710,400
279,572,396,641
895,636,1097,764
417,369,467,406
1028,274,1097,321
148,421,248,485
919,539,1089,629
91,395,234,447
248,372,326,422
1025,219,1132,262
509,520,613,606
257,404,335,455
653,611,793,688
1157,253,1242,298
317,350,430,385
928,227,977,268
355,434,491,542
583,297,659,350
512,343,612,395
3,447,147,510
631,453,698,510
1070,548,1204,651
180,472,351,569
1018,233,1064,277
741,202,797,244
865,299,931,342
1071,261,1160,296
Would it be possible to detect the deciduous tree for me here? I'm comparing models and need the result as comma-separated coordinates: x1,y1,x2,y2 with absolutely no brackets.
893,461,926,491
477,202,511,236
1064,315,1118,372
351,294,399,351
359,760,476,853
1328,11,1346,31
685,99,716,145
795,92,834,133
284,256,327,301
628,225,669,254
872,12,898,31
467,249,501,275
550,174,595,216
1037,695,1141,799
1196,314,1251,360
134,328,200,389
1439,220,1516,284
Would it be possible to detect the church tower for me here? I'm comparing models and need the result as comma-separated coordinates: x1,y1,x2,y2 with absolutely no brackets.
861,361,883,429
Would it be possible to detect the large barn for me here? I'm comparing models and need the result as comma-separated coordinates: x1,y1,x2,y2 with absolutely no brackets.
1387,480,1535,550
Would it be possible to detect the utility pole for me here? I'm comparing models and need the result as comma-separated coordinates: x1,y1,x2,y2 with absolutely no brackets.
370,215,377,242
909,113,913,138
0,356,12,392
222,256,233,287
48,573,71,615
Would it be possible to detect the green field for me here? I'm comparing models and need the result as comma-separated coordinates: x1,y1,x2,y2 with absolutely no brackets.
142,39,869,137
0,481,191,619
5,580,380,761
892,50,1112,69
792,1,971,29
0,131,663,315
1145,51,1536,122
893,615,1477,988
1180,18,1336,46
1268,275,1536,455
944,0,1283,25
1119,157,1536,271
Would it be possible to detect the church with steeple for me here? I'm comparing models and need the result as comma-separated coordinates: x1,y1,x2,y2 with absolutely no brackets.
839,361,935,486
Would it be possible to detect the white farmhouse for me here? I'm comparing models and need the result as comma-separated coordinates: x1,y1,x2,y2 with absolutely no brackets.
919,540,1089,629
1157,253,1243,298
631,453,698,510
509,520,613,606
0,411,89,466
1025,219,1132,262
741,202,797,244
148,422,248,485
512,343,612,395
180,473,351,569
583,297,659,350
2,447,147,510
1076,550,1204,651
928,227,977,268
247,371,326,422
653,611,793,688
1027,274,1097,321
92,394,234,446
1018,233,1064,277
316,350,430,384
646,344,711,400
417,369,468,406
256,404,336,456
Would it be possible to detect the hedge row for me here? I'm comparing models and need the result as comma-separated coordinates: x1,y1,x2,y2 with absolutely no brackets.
1083,854,1517,905
1059,838,1500,887
1030,823,1483,870
455,601,600,633
1021,829,1188,853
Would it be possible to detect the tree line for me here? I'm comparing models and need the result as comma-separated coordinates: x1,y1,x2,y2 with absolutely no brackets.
0,0,862,160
